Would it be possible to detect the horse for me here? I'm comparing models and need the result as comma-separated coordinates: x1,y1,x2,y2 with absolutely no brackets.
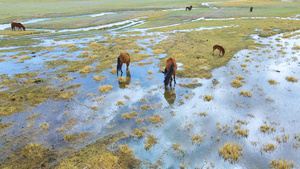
164,58,177,89
186,5,192,11
117,53,130,76
11,22,26,31
212,45,225,57
250,7,253,12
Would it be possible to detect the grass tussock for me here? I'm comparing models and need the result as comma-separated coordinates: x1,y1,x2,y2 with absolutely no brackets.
292,46,300,50
148,114,163,124
99,85,113,93
285,76,298,82
233,125,249,137
20,56,32,60
93,75,106,81
140,105,150,110
231,80,243,88
268,79,278,85
270,159,294,169
219,142,243,163
152,49,164,54
122,112,138,119
64,132,91,142
192,135,203,145
79,66,92,73
132,128,144,138
239,91,252,97
199,112,207,117
179,83,202,88
263,143,276,152
204,95,213,101
39,121,50,131
260,125,276,133
144,134,158,151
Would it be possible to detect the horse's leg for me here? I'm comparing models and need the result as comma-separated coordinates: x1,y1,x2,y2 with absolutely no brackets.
126,62,129,71
174,72,176,84
212,49,215,55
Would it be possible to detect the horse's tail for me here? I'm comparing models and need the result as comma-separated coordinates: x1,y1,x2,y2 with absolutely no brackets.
117,57,121,71
164,63,174,87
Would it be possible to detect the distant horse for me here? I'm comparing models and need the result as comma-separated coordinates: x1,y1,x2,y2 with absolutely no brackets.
164,58,177,89
250,7,253,12
212,45,225,57
117,53,130,76
186,6,192,11
11,22,26,31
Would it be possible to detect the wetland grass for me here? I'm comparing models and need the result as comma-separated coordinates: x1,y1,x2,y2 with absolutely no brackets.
285,76,298,83
122,112,138,119
219,142,243,163
270,159,294,169
64,132,91,142
192,135,203,145
132,128,144,138
231,80,243,88
99,85,113,93
148,114,164,124
144,134,158,150
204,95,213,101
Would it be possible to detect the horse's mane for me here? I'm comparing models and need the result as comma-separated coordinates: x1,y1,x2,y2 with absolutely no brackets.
164,63,174,87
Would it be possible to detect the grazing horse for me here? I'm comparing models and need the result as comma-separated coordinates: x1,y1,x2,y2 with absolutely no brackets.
250,7,253,12
164,58,177,89
186,5,192,11
212,45,225,57
116,53,130,76
11,22,26,31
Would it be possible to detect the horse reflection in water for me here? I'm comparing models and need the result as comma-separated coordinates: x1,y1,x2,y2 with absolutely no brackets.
117,71,131,89
164,88,176,105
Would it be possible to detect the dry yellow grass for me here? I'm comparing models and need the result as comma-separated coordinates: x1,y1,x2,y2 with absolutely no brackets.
270,159,294,169
219,142,243,163
285,76,298,82
99,85,113,93
231,80,243,88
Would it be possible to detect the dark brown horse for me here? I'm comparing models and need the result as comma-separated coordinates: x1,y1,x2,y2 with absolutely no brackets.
164,58,177,89
186,6,192,11
250,7,253,12
212,45,225,57
117,53,130,76
11,22,26,31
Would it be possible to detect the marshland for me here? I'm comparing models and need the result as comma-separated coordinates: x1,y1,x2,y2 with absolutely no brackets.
0,0,300,168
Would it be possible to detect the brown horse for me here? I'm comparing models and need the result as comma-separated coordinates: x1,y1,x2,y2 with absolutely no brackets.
164,58,177,89
212,45,225,57
11,22,26,31
186,5,192,11
117,53,130,76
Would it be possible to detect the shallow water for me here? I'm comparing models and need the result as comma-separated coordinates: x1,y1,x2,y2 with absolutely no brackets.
1,9,300,168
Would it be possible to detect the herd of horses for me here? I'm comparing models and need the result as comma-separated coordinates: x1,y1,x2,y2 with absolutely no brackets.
117,45,225,89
